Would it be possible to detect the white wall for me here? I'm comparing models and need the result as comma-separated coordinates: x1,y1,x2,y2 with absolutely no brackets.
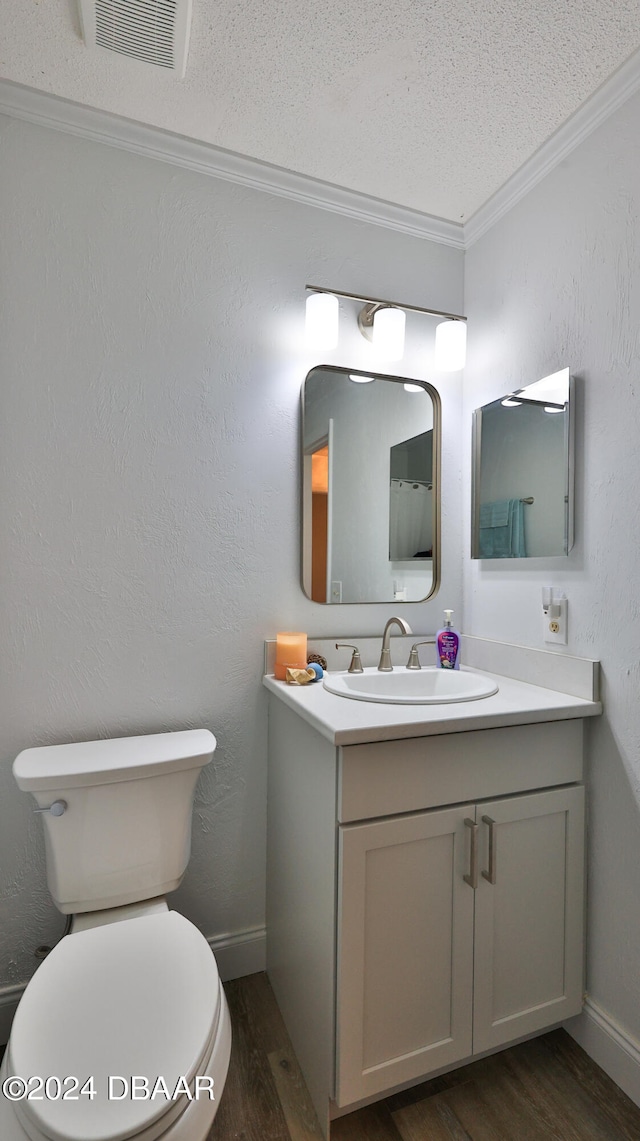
0,113,464,991
463,90,640,1065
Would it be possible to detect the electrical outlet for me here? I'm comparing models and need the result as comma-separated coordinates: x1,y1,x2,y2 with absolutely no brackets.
543,598,568,645
330,580,342,603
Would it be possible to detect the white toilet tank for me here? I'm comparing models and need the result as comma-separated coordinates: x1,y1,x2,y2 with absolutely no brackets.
13,729,216,914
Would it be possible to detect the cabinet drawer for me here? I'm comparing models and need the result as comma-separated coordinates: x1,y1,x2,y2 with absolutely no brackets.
339,720,583,823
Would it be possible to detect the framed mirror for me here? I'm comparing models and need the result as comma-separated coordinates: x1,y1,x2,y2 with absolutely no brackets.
471,368,574,559
301,366,441,603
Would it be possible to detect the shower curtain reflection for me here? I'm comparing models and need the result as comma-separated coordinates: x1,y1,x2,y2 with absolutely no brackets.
389,480,433,560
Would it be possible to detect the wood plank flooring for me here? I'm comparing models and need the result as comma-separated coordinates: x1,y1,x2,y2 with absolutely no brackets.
211,972,640,1141
208,969,323,1140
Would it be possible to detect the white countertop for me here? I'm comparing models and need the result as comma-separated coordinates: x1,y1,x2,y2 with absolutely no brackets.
263,667,602,746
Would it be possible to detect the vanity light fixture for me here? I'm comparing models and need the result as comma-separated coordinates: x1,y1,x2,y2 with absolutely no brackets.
358,303,406,362
305,285,467,369
434,318,467,372
404,382,424,393
305,291,339,350
374,306,406,361
348,373,375,384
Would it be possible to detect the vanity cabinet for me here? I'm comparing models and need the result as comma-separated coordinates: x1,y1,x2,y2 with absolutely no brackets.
266,701,587,1136
337,784,584,1106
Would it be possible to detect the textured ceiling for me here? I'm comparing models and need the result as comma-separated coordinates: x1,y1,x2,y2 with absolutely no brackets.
3,1,640,222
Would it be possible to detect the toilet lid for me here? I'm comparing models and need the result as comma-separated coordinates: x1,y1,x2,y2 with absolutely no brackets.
9,912,221,1141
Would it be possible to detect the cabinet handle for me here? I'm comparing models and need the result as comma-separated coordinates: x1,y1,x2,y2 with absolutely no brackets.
481,815,497,884
463,818,478,889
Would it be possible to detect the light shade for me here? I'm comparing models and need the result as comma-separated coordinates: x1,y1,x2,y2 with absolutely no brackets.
372,307,405,362
305,292,339,350
434,319,467,372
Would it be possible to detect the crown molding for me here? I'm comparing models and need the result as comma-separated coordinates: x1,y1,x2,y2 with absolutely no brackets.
3,46,640,254
0,79,465,250
464,46,640,247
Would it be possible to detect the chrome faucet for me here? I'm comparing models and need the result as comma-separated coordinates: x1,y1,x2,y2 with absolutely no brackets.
378,616,412,671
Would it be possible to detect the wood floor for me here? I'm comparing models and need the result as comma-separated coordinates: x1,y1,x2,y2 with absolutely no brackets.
210,972,640,1141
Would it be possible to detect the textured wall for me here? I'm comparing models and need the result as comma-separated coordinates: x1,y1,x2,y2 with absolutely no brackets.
0,113,464,987
463,90,640,1045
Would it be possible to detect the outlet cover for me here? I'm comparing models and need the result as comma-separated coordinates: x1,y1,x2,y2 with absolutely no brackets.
543,599,568,645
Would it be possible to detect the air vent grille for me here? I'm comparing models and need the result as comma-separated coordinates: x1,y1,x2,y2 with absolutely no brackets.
79,0,192,76
96,0,175,67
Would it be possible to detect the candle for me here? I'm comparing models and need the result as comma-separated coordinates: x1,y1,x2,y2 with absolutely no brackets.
275,632,307,680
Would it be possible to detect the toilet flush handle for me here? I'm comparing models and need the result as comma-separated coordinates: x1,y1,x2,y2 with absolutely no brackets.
33,800,67,817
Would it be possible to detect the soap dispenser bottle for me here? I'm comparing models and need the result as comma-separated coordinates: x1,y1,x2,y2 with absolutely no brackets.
436,610,460,670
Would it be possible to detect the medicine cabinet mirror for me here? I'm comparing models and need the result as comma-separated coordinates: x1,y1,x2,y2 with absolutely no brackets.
301,365,440,604
471,368,574,559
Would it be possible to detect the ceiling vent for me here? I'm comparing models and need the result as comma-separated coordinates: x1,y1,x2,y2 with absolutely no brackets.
78,0,192,77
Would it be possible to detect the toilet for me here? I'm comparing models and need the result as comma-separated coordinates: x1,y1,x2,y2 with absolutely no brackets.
0,729,231,1141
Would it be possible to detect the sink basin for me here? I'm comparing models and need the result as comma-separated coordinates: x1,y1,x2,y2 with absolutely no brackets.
323,667,499,705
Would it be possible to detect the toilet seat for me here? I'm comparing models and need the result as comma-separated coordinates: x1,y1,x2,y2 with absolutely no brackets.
8,912,221,1141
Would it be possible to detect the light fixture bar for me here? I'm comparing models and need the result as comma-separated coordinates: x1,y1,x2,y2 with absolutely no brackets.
305,284,466,324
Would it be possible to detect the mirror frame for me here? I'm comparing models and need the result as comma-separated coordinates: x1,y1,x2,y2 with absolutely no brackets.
471,371,574,559
301,365,441,604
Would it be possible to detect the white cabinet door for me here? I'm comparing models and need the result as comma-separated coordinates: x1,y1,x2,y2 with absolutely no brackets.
336,805,475,1106
472,785,585,1053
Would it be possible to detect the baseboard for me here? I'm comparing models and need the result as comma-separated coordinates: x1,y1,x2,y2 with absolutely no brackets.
208,925,266,982
0,924,266,1046
565,997,640,1108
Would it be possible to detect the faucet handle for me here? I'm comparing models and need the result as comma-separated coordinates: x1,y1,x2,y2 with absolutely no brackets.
406,640,435,670
335,643,364,673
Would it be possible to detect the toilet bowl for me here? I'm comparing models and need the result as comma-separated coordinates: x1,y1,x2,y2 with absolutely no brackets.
1,730,231,1141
